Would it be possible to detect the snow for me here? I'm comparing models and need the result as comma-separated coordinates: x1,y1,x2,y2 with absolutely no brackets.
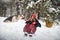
48,8,60,13
48,8,56,13
35,0,42,4
0,17,60,40
26,1,34,9
26,0,42,9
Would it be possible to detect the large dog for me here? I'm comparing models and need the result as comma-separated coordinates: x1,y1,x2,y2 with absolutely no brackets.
4,15,24,22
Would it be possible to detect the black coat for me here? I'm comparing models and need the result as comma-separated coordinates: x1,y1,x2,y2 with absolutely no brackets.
35,19,41,27
26,19,41,27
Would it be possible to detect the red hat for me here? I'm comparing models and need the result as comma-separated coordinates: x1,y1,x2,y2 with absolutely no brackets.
31,14,37,19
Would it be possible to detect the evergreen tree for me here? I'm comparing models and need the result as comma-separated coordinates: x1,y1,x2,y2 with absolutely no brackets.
19,0,59,21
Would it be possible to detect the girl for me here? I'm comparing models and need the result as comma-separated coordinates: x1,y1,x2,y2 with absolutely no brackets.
23,14,41,37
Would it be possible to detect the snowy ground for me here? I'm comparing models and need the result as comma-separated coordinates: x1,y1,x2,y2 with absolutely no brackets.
0,17,60,40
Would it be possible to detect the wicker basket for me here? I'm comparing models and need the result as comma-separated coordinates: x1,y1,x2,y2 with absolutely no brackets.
45,20,53,28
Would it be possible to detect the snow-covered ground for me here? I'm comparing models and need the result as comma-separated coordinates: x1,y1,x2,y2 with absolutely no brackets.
0,17,60,40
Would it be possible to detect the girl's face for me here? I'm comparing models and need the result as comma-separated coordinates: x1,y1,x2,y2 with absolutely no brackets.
29,16,34,21
30,16,36,21
31,16,34,19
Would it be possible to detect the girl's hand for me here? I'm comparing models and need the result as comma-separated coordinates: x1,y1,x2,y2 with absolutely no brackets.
32,22,36,24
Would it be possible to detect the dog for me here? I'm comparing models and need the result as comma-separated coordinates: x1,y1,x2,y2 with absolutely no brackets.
4,14,24,22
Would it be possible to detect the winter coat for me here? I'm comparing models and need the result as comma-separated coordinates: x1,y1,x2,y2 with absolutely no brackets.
26,19,41,27
24,24,36,34
23,19,41,34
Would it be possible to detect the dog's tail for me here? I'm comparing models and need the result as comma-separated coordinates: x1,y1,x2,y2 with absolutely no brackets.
4,19,7,22
3,16,13,22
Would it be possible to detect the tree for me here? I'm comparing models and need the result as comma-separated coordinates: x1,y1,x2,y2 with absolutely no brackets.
51,0,60,6
19,0,59,22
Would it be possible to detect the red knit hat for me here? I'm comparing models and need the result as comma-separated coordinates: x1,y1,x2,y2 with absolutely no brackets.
31,14,37,19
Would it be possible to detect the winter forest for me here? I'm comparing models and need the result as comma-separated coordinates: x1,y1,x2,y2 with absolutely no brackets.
0,0,60,40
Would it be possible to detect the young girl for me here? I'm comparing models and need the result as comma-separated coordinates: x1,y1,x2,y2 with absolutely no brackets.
23,14,41,37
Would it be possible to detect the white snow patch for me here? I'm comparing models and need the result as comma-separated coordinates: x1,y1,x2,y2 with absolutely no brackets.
0,17,60,40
